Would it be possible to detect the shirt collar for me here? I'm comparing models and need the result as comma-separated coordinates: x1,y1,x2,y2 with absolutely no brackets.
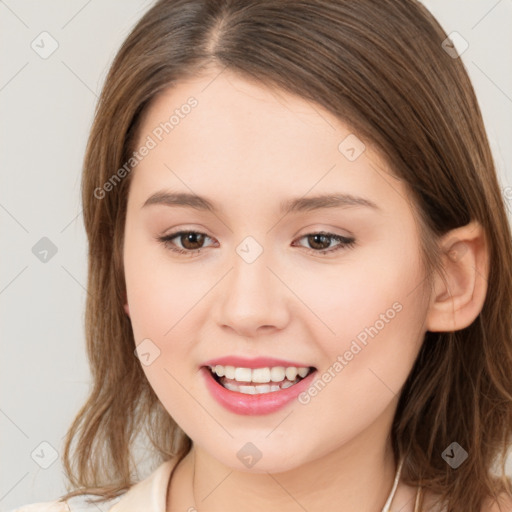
110,458,179,512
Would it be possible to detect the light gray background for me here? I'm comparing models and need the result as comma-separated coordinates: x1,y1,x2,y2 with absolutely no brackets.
1,1,511,510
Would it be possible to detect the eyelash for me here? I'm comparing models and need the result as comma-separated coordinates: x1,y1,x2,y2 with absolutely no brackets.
156,230,356,257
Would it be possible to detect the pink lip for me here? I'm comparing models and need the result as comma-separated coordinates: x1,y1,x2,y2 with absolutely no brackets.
200,366,317,416
202,356,313,369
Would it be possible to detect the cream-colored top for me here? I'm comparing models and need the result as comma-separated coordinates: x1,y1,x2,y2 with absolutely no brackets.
10,457,423,512
9,458,179,512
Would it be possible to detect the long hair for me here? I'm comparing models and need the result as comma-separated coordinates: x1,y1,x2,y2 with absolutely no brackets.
60,1,512,510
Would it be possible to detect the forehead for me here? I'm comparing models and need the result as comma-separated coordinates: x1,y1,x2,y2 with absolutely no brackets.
141,68,330,131
129,68,409,216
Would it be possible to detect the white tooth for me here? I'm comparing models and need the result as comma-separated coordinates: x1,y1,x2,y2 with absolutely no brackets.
238,385,256,395
270,366,286,382
222,379,300,394
235,367,252,382
285,367,298,381
297,367,309,378
214,365,310,385
224,365,236,379
252,367,271,383
223,381,239,392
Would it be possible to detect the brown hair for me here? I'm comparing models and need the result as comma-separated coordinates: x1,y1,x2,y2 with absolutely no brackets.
60,1,512,510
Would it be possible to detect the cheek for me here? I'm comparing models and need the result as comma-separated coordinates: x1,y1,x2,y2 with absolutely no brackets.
123,238,206,418
123,235,206,342
303,240,427,406
295,237,428,406
292,232,426,349
291,272,427,451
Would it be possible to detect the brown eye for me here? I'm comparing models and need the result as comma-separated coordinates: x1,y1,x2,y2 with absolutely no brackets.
158,231,215,255
293,232,356,255
306,234,332,250
178,232,206,250
157,230,355,257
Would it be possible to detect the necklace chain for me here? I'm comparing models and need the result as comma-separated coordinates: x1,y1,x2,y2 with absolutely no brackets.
190,457,411,512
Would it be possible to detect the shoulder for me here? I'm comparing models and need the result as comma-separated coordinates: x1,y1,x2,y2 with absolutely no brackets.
423,488,512,512
8,493,124,512
6,501,70,512
480,492,512,512
8,458,174,512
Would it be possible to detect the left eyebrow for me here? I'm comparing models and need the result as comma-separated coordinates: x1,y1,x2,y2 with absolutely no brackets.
141,190,380,213
280,193,380,213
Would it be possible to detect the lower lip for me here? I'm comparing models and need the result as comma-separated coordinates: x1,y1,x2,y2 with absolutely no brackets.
200,366,317,415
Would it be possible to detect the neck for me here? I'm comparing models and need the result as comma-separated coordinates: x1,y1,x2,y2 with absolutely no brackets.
183,411,399,512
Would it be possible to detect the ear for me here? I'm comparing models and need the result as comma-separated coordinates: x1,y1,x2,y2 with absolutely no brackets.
425,220,489,332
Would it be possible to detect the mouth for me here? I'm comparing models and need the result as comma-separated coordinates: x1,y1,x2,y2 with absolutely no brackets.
205,364,317,395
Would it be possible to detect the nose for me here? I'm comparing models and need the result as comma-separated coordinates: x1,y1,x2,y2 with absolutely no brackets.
215,250,291,338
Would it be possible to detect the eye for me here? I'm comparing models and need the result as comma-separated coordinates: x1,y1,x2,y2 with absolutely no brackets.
157,230,355,257
292,231,356,256
157,230,217,256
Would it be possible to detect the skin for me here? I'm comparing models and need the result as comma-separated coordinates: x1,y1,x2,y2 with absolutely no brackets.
122,66,489,512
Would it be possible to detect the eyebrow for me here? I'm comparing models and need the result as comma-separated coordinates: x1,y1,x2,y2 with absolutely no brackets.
142,190,380,214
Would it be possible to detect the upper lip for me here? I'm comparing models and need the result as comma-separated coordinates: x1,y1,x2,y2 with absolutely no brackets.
202,356,315,369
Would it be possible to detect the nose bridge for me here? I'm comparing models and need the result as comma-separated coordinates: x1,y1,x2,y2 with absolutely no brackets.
230,234,276,308
216,234,289,334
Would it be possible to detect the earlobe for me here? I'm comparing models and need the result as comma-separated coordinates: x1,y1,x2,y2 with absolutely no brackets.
425,220,489,332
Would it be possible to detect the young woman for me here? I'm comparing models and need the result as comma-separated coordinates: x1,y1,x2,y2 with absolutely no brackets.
11,1,512,511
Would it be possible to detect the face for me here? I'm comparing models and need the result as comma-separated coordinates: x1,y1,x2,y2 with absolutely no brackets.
122,67,430,473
